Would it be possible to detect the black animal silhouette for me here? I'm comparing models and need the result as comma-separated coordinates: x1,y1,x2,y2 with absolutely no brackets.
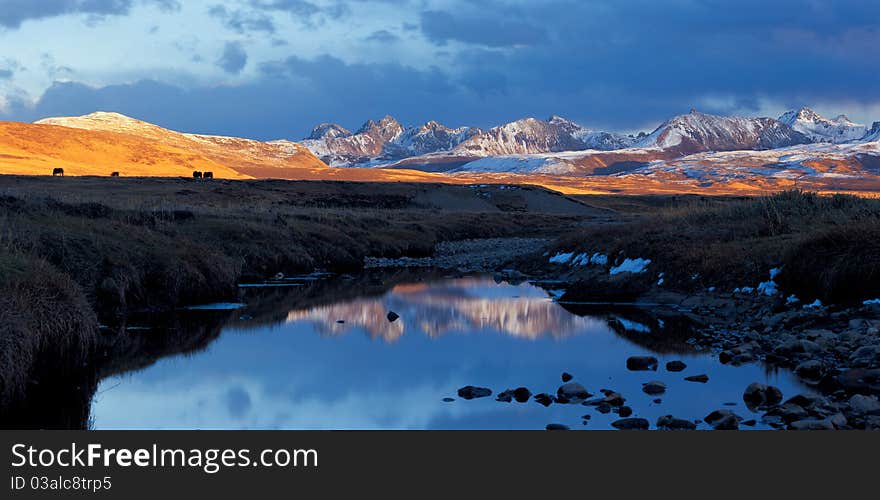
110,172,120,177
52,168,64,176
203,171,214,179
193,171,202,179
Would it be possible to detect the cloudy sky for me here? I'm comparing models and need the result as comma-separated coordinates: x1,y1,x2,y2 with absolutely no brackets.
0,0,878,139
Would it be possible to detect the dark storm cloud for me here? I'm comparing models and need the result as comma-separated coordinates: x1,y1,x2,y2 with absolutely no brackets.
3,0,880,136
0,0,179,29
420,10,548,47
412,0,880,126
217,41,248,74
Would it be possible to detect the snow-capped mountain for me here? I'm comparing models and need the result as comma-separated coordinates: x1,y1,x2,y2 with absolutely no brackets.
301,115,641,167
636,109,810,155
452,116,639,156
300,115,405,166
390,120,482,157
864,122,880,142
778,107,867,143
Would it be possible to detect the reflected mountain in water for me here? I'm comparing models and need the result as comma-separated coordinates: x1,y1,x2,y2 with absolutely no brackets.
285,278,607,342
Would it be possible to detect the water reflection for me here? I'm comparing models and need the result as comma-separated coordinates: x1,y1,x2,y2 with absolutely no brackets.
284,278,606,342
86,275,812,430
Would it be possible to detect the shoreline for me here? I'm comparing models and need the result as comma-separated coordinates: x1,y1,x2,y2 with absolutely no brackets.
1,177,878,429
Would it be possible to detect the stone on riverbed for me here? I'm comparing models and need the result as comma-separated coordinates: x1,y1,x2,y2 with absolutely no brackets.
743,382,783,407
626,356,659,371
387,311,400,322
496,390,514,403
534,393,554,407
457,386,492,400
656,415,697,430
705,410,742,430
684,374,709,383
848,394,880,415
617,406,633,418
545,423,570,431
557,382,591,400
513,387,532,403
790,419,835,430
666,360,687,372
794,360,826,381
561,372,573,382
642,381,667,395
611,418,650,430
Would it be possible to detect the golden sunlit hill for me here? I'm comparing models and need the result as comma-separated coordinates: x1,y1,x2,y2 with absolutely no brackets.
0,112,447,182
0,118,248,179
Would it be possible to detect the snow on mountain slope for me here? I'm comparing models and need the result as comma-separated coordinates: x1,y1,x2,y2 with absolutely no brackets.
301,115,640,167
444,137,880,182
391,120,482,156
778,107,867,143
452,116,637,156
300,115,406,166
637,109,809,154
864,122,880,142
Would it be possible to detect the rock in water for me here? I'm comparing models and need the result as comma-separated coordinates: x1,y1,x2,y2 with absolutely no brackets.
642,381,667,395
457,385,492,400
743,382,783,407
626,356,659,371
656,415,697,430
534,393,554,407
611,418,649,430
557,382,590,400
666,360,687,372
513,387,532,403
561,372,573,382
618,406,633,418
442,397,455,402
684,374,709,383
387,311,400,322
545,423,570,431
704,410,741,430
496,390,514,403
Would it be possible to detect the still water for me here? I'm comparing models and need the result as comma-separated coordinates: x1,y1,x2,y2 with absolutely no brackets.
91,275,809,430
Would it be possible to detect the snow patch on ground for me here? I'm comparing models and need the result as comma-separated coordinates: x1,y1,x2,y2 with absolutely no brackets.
549,252,574,264
610,258,651,275
613,317,652,333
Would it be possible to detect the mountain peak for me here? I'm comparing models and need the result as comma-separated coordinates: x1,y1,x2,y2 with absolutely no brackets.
779,107,865,143
639,110,809,153
357,115,402,135
307,123,351,140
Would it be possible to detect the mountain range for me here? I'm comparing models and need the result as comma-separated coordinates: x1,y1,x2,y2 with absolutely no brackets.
0,107,878,195
302,107,879,170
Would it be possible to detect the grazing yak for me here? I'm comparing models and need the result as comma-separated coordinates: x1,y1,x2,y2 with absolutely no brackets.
203,171,214,179
52,168,64,176
193,171,202,179
111,172,120,177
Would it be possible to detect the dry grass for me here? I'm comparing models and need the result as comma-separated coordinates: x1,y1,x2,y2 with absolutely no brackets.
0,257,97,408
554,190,880,303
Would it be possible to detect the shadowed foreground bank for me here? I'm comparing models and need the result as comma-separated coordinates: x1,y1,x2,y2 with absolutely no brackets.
0,176,596,422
